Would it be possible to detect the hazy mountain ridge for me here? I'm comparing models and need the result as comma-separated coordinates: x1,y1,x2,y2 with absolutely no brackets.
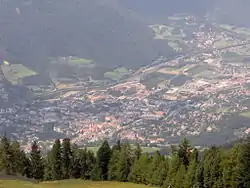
0,0,172,73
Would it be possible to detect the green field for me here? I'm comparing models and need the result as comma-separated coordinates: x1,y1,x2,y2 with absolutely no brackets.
104,67,129,81
0,180,155,188
68,58,93,66
3,64,37,84
239,111,250,118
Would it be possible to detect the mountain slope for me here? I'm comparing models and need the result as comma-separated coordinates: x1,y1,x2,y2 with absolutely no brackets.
210,0,250,26
0,0,171,73
119,0,216,23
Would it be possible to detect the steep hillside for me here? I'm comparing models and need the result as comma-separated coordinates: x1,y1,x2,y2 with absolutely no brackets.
210,0,250,26
0,0,171,73
119,0,216,23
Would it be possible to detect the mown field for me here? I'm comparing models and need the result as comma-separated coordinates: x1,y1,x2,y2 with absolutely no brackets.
0,180,156,188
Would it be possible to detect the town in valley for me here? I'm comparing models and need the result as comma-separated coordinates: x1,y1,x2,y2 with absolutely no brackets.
1,15,250,151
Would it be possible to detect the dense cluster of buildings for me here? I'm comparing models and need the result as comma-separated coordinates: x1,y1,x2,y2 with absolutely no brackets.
1,18,250,150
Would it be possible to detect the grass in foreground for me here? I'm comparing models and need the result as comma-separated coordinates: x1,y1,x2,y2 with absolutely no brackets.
0,180,156,188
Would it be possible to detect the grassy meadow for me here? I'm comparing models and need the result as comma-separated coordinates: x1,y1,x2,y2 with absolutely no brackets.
0,180,156,188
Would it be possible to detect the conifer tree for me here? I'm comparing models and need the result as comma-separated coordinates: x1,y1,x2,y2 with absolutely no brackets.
184,157,198,188
164,150,181,188
235,137,250,188
116,143,132,182
30,141,44,180
112,140,121,152
71,144,81,179
173,164,186,188
128,154,151,184
0,135,14,175
108,149,120,180
194,162,204,188
43,156,52,181
96,140,111,180
178,138,191,169
85,150,96,179
11,141,31,177
50,139,62,180
134,143,142,160
203,147,222,188
61,138,72,179
149,151,163,185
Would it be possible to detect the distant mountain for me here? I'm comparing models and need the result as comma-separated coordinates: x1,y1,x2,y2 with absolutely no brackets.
0,0,171,74
0,0,249,77
209,0,250,26
119,0,216,23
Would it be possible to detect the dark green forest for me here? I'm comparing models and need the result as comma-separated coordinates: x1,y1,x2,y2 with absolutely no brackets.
0,135,250,187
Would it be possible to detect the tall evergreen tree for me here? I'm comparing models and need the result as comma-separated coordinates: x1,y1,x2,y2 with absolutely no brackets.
71,144,81,179
178,138,191,169
194,162,204,188
43,156,52,181
203,147,222,188
116,143,132,182
149,151,169,186
128,154,151,184
112,140,121,152
61,138,72,179
184,157,198,188
108,149,120,181
235,137,250,188
96,140,111,180
50,139,62,180
134,143,142,160
0,135,14,175
11,141,31,177
30,141,44,180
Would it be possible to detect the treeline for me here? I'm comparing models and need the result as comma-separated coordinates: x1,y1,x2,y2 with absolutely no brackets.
1,135,250,187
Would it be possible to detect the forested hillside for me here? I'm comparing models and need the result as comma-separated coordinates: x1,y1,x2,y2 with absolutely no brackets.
210,0,250,26
119,0,216,23
0,0,171,73
1,0,250,75
1,135,250,187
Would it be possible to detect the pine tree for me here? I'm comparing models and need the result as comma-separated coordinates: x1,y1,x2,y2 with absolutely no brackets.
112,140,121,152
178,138,191,169
43,156,52,181
203,147,222,188
61,138,72,179
91,163,102,181
71,144,81,179
85,150,96,179
194,162,204,188
164,151,181,188
0,135,14,175
96,140,111,180
78,148,95,180
149,152,169,186
128,154,151,184
50,139,62,180
30,141,44,180
184,158,198,188
116,143,132,182
108,149,120,180
149,151,163,185
11,141,31,177
20,151,32,178
173,164,186,188
235,137,250,188
134,143,142,160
